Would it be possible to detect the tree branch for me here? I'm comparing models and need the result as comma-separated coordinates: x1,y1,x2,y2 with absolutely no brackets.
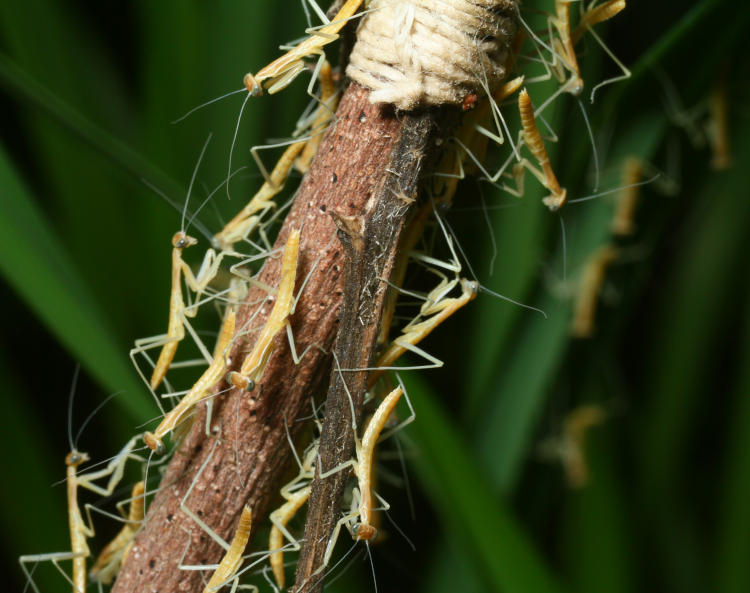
112,82,408,593
292,105,459,593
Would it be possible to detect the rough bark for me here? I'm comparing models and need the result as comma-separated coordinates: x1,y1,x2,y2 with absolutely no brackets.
292,109,451,593
112,82,405,593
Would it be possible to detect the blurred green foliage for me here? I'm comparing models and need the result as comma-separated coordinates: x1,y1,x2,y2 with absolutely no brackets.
1,1,748,592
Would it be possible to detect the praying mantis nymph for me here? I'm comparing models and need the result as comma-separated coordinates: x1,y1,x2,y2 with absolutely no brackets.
610,157,642,237
267,436,319,588
708,69,732,171
148,230,199,391
319,385,408,570
144,301,237,454
269,486,311,588
518,87,567,210
49,370,141,593
227,229,300,391
571,244,619,338
243,0,363,96
266,432,319,588
20,434,140,593
214,143,306,252
19,449,97,593
550,0,584,96
178,443,263,591
295,60,339,175
216,60,337,252
66,449,93,593
369,278,479,387
134,137,227,394
89,481,145,585
515,0,627,115
538,404,608,488
202,506,253,593
571,0,627,45
352,385,403,541
549,0,627,96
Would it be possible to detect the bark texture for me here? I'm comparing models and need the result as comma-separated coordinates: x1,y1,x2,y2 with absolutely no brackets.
292,110,449,593
112,82,406,593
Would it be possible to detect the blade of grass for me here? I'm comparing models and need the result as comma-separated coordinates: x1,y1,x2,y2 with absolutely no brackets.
0,142,150,420
0,1,151,329
0,0,132,129
0,54,184,199
0,52,192,338
0,356,66,593
716,285,750,593
627,0,724,84
560,404,631,593
474,113,666,493
403,372,564,593
421,540,486,593
639,104,750,592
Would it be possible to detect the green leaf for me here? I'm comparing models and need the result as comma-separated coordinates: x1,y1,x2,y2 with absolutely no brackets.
404,372,563,593
716,294,750,593
0,54,184,200
638,99,750,591
0,357,67,593
474,113,667,493
0,142,150,420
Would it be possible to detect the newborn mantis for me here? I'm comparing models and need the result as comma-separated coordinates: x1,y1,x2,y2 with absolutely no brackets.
268,438,319,588
243,0,363,96
179,442,266,592
88,481,146,585
20,369,141,593
131,137,227,396
144,292,237,454
228,229,300,391
202,506,254,593
318,381,413,570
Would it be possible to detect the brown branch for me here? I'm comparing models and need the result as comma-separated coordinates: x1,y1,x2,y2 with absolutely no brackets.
292,109,459,592
104,0,525,588
112,82,406,593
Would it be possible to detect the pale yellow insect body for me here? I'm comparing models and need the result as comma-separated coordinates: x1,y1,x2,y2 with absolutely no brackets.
551,0,583,95
316,386,406,571
89,481,146,585
203,506,253,593
353,386,403,540
267,440,318,588
144,305,237,454
215,144,306,252
243,0,363,96
611,157,643,237
149,231,199,390
572,0,627,44
269,487,312,588
518,88,567,210
66,450,93,593
295,61,339,174
571,244,618,338
228,229,300,391
371,279,479,386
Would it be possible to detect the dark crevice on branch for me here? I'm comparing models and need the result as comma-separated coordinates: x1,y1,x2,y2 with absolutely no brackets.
293,102,459,593
112,82,412,593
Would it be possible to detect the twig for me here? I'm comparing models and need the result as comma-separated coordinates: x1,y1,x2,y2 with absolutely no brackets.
293,102,456,593
112,82,410,593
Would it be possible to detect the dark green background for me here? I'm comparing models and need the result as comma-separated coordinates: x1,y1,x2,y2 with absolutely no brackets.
1,1,749,591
